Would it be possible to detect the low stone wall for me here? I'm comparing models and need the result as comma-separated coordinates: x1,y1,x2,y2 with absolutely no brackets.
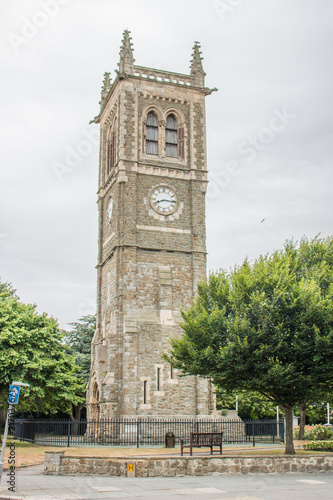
44,451,333,477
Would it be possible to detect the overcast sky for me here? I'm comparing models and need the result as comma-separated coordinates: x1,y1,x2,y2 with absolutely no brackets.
1,0,332,329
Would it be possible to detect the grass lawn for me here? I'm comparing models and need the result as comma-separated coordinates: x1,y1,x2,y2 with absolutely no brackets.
2,441,59,469
1,439,332,469
0,440,333,470
2,442,184,469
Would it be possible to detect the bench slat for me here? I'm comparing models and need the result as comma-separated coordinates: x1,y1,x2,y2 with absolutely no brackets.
180,432,223,456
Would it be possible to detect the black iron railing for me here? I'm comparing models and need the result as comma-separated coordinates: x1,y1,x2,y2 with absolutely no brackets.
14,418,284,448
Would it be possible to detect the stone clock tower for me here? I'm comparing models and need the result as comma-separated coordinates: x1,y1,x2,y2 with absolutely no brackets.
87,31,217,419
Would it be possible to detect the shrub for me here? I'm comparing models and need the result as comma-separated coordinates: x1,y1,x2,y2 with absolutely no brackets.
293,425,313,439
294,424,333,441
303,441,333,452
307,425,333,441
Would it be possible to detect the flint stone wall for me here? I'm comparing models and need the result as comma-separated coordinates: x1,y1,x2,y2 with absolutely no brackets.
45,451,333,476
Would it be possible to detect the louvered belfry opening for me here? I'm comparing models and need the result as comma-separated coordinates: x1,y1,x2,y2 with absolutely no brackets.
146,111,158,155
178,126,184,159
165,114,178,157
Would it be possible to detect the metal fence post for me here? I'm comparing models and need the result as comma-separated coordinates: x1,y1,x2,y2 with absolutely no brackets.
67,421,71,447
137,419,140,449
252,421,255,447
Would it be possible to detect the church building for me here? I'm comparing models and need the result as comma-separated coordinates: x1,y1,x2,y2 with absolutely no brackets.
87,31,217,420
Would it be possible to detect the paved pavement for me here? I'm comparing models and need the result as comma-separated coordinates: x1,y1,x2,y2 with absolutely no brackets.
1,465,333,500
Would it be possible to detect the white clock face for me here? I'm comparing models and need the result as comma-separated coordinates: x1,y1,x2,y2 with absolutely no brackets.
107,197,113,221
150,186,178,215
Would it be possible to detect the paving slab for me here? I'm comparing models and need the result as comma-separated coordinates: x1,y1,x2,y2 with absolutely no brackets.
1,465,333,500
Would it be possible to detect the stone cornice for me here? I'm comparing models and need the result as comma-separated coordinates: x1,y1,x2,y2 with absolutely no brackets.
90,67,217,124
97,245,207,269
97,160,208,198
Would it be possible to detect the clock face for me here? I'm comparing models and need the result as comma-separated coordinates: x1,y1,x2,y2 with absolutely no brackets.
107,197,113,221
150,186,178,215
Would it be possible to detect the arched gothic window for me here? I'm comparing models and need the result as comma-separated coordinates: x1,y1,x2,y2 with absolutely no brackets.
146,111,158,155
106,119,117,175
165,114,178,158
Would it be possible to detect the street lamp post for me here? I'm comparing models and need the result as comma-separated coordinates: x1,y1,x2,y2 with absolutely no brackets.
0,382,30,484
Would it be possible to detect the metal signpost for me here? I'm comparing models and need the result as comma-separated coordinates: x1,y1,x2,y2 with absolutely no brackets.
327,403,331,425
0,381,30,483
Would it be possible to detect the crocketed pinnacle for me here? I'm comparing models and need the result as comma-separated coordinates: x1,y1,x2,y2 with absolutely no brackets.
101,72,111,99
190,41,206,86
118,29,135,74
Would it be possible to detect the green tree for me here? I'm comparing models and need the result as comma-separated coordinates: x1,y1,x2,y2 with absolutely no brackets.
216,388,279,420
64,315,96,421
0,281,85,424
164,237,333,454
301,397,333,425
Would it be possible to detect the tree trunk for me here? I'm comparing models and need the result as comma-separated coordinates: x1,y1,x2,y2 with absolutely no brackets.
74,404,83,422
69,404,83,436
298,402,307,440
283,405,295,454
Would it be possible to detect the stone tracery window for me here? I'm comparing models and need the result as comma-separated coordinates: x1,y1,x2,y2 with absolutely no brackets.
146,111,158,155
165,114,178,158
106,119,117,175
143,110,185,159
178,124,185,159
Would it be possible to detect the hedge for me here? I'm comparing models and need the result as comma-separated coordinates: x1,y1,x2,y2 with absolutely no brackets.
303,441,333,452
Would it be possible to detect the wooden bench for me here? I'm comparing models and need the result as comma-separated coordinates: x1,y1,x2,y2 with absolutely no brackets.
180,432,223,456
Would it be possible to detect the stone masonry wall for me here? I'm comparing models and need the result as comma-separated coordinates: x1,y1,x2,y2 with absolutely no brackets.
45,452,333,477
88,55,213,419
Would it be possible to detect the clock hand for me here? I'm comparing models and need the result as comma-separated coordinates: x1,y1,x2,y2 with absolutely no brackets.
157,199,176,203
